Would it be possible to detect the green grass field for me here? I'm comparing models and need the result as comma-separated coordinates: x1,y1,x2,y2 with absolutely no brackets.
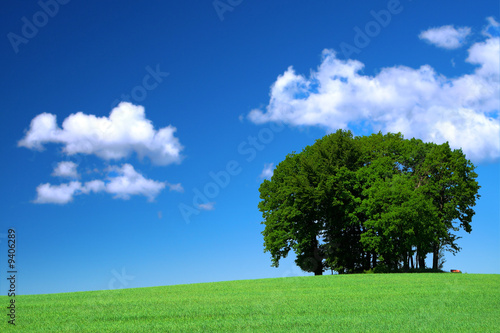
1,273,499,332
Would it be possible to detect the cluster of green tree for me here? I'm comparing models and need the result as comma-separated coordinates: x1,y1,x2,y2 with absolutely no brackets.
258,130,480,275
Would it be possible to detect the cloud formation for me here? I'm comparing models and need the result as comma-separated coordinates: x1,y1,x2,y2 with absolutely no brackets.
249,22,500,163
34,164,170,204
419,25,471,49
100,164,166,200
34,181,82,204
52,161,79,178
19,102,183,165
21,103,185,204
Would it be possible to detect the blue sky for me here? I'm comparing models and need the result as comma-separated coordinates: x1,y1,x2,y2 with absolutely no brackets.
1,0,499,295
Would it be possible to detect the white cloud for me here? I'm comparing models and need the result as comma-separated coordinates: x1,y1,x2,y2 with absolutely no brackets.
103,164,166,201
248,35,500,163
34,181,82,204
52,161,79,178
467,37,500,77
82,179,106,193
197,202,215,211
166,182,184,193
34,164,177,204
260,163,274,180
419,25,471,49
18,102,183,165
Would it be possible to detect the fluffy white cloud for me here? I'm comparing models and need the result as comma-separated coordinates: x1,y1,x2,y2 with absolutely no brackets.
419,25,471,49
103,164,166,201
260,163,274,180
34,181,82,204
19,102,183,165
34,164,175,204
82,179,106,193
248,34,500,163
467,37,500,77
52,161,79,178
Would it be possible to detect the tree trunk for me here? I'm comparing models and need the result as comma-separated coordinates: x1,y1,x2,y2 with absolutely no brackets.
410,253,414,270
314,262,323,275
432,242,439,270
363,251,370,271
312,239,323,275
418,255,425,269
417,247,425,269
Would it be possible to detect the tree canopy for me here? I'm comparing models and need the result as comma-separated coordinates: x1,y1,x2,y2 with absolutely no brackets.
258,130,480,275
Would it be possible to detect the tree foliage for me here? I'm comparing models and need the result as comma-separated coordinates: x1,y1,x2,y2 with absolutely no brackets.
258,130,480,274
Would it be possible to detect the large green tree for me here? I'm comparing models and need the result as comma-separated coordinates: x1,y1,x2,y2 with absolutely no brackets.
259,130,361,275
258,130,480,274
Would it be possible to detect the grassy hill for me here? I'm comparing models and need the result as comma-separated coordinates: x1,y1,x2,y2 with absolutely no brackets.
1,273,499,332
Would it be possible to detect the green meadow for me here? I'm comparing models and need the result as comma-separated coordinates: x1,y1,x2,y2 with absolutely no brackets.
1,273,499,332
